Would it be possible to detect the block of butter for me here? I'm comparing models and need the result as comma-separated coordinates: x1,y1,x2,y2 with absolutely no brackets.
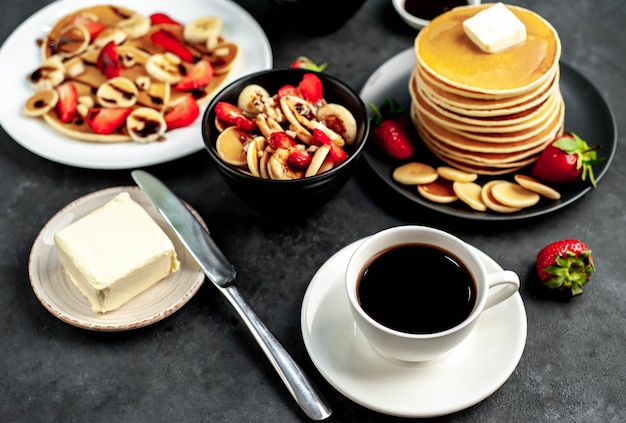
54,192,180,313
463,3,527,54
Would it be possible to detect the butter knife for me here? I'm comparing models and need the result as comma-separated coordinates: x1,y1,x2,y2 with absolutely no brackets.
131,170,331,421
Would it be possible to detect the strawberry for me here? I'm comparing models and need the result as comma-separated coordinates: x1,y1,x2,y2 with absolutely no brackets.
214,101,255,132
536,239,595,296
150,29,195,62
71,15,107,40
277,84,300,100
298,73,323,103
290,56,327,72
150,12,182,26
312,128,348,164
85,107,132,134
369,98,414,160
175,59,213,91
269,132,297,149
531,133,603,187
55,82,78,123
97,41,121,79
287,149,312,169
164,94,200,130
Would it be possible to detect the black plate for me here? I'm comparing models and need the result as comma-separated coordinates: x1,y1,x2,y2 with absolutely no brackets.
359,49,617,221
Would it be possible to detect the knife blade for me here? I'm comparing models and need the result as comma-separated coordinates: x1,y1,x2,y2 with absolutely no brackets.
131,170,332,421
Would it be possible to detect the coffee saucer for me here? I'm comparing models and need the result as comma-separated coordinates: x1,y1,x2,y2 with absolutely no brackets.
301,238,527,417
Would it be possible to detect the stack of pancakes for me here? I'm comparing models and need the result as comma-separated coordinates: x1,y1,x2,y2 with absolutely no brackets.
410,4,563,175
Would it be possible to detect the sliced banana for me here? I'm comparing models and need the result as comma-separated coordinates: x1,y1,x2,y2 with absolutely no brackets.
279,96,314,144
216,126,248,166
237,84,270,115
246,138,261,177
23,89,59,117
183,16,222,50
145,53,184,84
116,13,151,39
126,107,166,143
92,27,128,48
208,42,239,74
55,24,90,57
147,81,171,110
96,77,138,108
63,56,85,78
305,144,330,177
317,103,357,145
29,56,65,90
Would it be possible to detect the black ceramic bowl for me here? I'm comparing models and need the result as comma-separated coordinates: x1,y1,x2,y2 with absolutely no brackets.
202,68,369,217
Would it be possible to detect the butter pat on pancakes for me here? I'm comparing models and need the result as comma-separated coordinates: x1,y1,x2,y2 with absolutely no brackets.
54,192,180,313
463,2,527,54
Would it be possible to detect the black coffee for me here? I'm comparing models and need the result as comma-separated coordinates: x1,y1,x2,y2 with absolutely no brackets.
357,243,476,334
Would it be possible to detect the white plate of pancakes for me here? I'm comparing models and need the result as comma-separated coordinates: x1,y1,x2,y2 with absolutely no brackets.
0,0,272,169
28,186,206,331
361,47,615,221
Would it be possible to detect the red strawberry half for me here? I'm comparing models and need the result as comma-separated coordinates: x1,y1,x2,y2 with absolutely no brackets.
85,107,132,134
269,132,297,150
287,149,312,169
536,239,595,296
175,59,213,91
298,73,323,103
369,98,414,160
531,133,603,187
312,128,348,164
164,94,200,130
71,15,107,40
150,29,194,62
150,13,182,27
56,82,78,123
214,101,255,132
97,41,121,79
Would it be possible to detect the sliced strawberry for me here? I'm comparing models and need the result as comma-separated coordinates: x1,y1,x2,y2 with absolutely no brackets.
85,107,132,134
175,60,213,91
150,29,194,62
287,149,312,169
213,101,256,132
55,82,78,123
277,84,300,100
312,128,348,164
298,73,323,103
164,94,200,130
269,132,297,150
150,12,182,26
97,41,121,79
71,15,107,40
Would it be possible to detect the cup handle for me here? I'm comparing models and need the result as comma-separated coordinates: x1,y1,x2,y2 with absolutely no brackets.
484,270,520,310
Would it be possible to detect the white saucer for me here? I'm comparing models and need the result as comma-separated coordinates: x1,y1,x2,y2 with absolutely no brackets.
301,238,527,418
28,186,205,331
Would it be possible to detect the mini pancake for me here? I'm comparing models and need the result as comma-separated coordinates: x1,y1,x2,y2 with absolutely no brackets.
417,179,458,203
514,174,561,200
437,166,477,182
481,180,523,213
393,162,438,185
491,181,540,208
453,181,486,211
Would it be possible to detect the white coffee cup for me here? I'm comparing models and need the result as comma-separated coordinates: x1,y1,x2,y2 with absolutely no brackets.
345,225,520,362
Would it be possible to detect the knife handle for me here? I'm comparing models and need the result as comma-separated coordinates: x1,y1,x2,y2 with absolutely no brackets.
220,284,332,421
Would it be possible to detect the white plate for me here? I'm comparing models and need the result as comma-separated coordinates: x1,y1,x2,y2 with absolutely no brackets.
0,0,272,169
301,237,527,417
28,186,205,331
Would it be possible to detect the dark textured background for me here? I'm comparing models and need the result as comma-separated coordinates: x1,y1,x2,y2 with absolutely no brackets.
1,0,624,421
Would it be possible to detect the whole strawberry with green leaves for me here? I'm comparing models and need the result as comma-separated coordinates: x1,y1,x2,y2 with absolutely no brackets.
369,98,414,160
536,239,595,296
531,133,603,187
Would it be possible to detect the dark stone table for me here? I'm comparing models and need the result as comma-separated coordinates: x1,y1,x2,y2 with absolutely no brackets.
1,0,624,421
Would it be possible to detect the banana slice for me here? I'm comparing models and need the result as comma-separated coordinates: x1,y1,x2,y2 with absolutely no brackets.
28,56,65,90
216,126,248,166
268,148,304,180
317,103,357,145
126,107,167,143
55,24,90,57
96,77,138,108
183,16,222,50
116,13,151,39
23,89,59,117
92,27,128,48
63,56,85,78
305,144,331,177
147,81,170,110
145,53,184,84
246,138,261,177
237,84,270,115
